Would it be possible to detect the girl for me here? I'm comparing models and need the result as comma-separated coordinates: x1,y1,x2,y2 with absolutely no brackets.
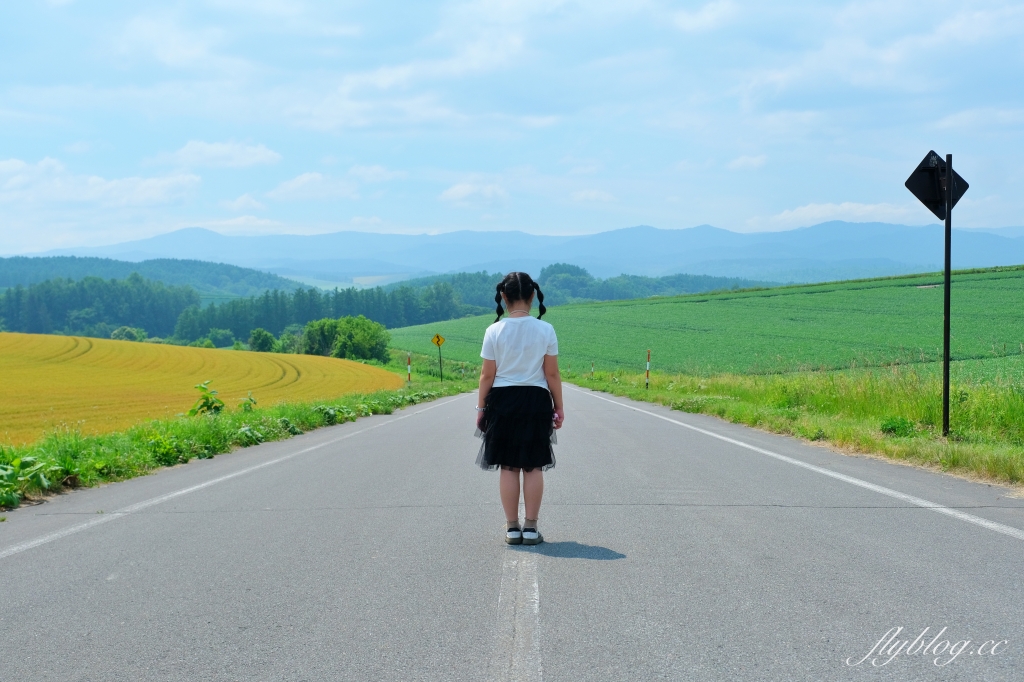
476,272,564,546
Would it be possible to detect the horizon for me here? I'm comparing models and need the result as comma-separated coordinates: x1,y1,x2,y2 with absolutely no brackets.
12,219,1003,259
2,2,1022,253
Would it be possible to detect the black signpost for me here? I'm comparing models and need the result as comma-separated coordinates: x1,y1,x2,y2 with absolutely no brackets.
905,151,969,437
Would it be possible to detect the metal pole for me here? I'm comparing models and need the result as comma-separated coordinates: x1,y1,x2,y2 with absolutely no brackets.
438,345,443,382
942,153,952,437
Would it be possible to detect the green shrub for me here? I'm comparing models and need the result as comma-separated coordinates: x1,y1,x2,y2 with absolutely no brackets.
881,416,916,438
248,328,276,352
111,326,147,342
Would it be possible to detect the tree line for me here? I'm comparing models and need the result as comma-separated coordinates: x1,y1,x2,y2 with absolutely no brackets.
386,264,773,308
0,273,466,346
0,273,199,338
173,281,463,343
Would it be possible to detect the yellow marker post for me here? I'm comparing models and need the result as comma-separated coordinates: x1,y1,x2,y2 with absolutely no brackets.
432,334,446,381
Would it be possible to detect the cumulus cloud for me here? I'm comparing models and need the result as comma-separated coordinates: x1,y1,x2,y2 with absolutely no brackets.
571,189,614,202
439,182,507,203
0,157,199,206
752,202,923,229
673,1,736,32
267,172,357,200
221,193,265,210
728,155,767,170
164,141,281,168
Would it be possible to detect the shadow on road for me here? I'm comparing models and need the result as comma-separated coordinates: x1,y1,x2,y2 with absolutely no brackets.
512,541,625,560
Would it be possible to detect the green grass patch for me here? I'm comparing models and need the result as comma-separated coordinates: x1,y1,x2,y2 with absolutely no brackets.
566,365,1024,486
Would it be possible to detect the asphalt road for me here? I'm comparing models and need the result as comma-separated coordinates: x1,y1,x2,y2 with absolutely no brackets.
2,386,1022,681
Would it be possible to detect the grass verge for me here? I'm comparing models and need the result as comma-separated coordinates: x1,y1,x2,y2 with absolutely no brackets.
568,366,1024,488
1,355,476,510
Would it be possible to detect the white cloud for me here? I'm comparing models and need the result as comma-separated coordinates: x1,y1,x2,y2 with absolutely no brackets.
571,189,614,202
193,215,283,235
348,165,405,182
164,141,281,168
0,157,199,206
267,172,357,200
439,182,507,203
350,216,383,226
743,4,1024,95
752,202,923,229
221,193,265,210
936,107,1024,130
673,1,736,32
728,154,767,170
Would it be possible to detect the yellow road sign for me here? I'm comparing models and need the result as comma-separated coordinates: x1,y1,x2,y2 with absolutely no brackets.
432,334,446,347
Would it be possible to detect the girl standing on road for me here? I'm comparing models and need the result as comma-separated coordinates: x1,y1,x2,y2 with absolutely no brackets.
476,271,564,546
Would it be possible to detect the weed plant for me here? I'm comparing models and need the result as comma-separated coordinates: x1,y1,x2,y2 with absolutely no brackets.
568,366,1024,486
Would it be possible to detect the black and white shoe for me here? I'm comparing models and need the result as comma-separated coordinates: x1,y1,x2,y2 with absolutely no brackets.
505,527,523,545
521,528,543,545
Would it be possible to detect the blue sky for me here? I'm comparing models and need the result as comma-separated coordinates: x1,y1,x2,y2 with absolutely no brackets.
1,1,1022,253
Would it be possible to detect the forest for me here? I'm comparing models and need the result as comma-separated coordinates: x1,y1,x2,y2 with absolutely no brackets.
386,264,772,308
172,281,463,343
0,274,200,338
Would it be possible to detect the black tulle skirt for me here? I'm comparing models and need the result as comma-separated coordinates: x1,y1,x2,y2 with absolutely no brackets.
476,386,556,472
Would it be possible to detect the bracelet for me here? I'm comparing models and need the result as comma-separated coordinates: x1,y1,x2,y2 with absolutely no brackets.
475,406,485,412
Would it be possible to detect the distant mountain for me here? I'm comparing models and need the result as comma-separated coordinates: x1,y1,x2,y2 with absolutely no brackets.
32,222,1024,284
0,256,303,302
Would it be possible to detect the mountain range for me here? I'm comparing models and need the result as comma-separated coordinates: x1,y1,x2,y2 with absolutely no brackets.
33,222,1024,285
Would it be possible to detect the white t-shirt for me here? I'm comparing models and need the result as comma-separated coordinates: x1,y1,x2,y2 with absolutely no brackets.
480,316,559,389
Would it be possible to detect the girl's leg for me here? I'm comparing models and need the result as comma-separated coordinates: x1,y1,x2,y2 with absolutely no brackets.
522,469,544,522
499,467,522,524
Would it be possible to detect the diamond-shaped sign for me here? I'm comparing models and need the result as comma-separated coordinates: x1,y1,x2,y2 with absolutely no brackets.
905,150,969,221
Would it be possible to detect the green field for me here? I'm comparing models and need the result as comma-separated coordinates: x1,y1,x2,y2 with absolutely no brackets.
390,267,1024,379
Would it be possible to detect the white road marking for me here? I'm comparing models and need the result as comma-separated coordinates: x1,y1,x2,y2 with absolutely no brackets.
494,550,543,682
0,396,465,561
568,386,1024,542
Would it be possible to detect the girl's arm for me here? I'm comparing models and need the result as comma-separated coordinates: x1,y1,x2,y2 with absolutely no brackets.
543,354,564,429
477,359,497,428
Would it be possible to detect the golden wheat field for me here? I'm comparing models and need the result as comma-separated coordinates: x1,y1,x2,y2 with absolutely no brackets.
0,332,404,445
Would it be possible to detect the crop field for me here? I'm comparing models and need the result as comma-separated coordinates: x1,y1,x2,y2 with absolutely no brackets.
0,332,403,445
389,267,1024,379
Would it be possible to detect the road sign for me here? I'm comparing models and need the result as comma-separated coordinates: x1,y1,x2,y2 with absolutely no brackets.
905,150,969,221
432,334,445,381
905,151,969,437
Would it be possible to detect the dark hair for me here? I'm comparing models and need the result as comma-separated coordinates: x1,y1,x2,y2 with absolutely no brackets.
494,271,546,322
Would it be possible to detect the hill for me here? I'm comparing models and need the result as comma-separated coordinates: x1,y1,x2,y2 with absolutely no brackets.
388,266,1024,376
0,332,403,445
32,222,1024,285
0,256,303,304
386,265,775,309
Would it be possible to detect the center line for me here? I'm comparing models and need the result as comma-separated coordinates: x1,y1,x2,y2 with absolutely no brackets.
494,549,543,682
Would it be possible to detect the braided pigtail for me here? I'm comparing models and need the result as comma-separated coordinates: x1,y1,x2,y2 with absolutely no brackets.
533,281,546,319
494,282,505,322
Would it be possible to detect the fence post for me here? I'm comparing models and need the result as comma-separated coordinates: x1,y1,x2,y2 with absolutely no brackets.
646,349,651,390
